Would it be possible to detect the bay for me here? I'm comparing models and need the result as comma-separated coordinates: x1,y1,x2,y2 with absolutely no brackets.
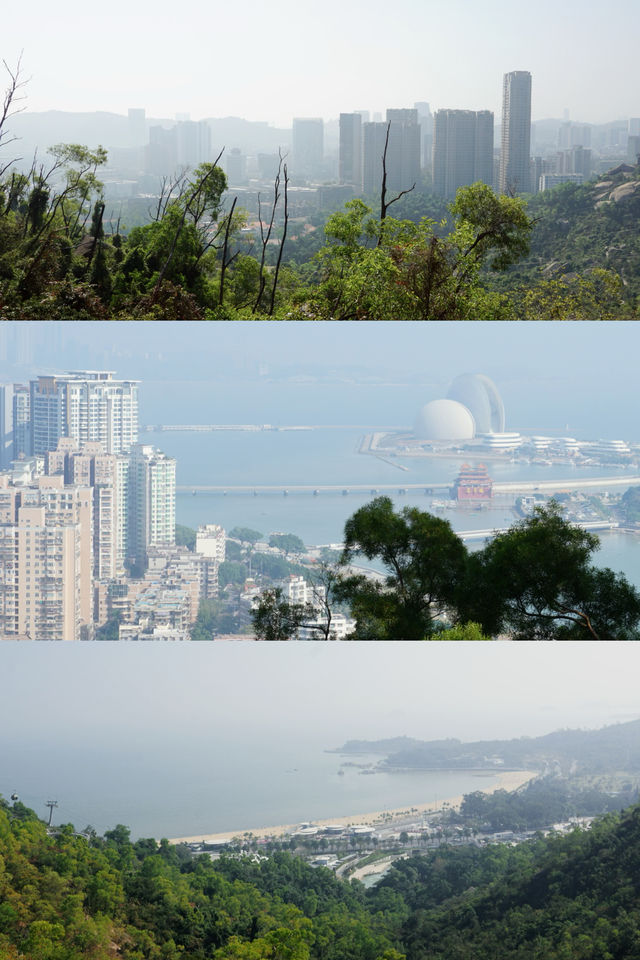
134,374,640,585
0,736,504,841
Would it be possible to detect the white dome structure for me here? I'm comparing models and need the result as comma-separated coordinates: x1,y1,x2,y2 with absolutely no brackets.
447,374,505,434
414,399,476,441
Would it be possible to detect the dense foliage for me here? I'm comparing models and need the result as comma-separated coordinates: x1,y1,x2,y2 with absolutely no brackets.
493,168,640,315
374,806,640,960
253,499,640,639
4,792,640,960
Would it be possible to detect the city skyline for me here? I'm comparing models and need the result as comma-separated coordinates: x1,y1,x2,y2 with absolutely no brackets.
3,0,640,127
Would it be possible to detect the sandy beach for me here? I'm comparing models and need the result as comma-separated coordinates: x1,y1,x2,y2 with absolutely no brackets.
169,768,535,845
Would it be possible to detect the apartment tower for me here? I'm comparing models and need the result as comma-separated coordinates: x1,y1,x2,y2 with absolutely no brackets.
29,371,139,456
0,475,93,640
499,71,532,195
128,444,176,567
339,113,362,189
432,109,494,199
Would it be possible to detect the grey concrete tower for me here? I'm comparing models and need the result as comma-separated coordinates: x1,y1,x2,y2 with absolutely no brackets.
499,71,532,195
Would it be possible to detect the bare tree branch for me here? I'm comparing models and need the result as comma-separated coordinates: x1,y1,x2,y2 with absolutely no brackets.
268,157,289,316
377,122,415,245
218,195,238,307
252,153,282,313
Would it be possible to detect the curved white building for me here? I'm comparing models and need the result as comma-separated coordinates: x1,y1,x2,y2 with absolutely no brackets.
414,399,476,441
447,374,505,434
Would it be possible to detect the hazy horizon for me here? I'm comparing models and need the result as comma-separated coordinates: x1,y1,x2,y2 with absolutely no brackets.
4,0,639,126
1,641,639,837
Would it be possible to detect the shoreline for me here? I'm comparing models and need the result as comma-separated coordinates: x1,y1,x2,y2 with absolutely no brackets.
168,768,536,845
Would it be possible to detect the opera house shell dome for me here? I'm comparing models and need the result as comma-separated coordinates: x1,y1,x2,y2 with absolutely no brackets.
447,374,505,434
414,399,476,441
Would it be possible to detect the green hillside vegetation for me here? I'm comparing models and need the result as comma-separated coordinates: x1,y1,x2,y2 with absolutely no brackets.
373,805,640,960
453,777,640,832
492,165,640,314
0,796,396,960
4,791,640,960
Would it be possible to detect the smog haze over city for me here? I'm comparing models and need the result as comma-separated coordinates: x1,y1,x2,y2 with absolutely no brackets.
4,0,640,124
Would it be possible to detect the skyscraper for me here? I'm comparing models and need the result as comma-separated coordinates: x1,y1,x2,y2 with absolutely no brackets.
292,118,324,181
432,110,494,199
499,71,532,195
362,122,389,196
339,113,362,189
385,109,421,194
0,385,15,470
362,111,421,197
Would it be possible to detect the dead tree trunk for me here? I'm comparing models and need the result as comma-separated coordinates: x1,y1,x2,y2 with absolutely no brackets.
268,162,289,316
252,153,283,314
377,122,416,246
218,195,238,307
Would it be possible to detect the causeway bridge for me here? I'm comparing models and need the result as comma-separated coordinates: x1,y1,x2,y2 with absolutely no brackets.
145,424,408,433
456,520,619,542
177,476,640,496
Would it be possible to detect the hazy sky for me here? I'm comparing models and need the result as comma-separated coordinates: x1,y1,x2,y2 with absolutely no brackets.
7,319,640,389
1,642,638,751
4,0,639,126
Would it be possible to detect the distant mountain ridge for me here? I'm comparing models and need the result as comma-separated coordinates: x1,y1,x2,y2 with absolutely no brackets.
5,110,292,160
333,718,640,774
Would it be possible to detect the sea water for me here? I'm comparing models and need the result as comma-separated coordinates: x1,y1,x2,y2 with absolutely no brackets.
0,734,504,840
135,375,640,584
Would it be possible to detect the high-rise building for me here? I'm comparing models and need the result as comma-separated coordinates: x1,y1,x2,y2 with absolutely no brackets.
29,371,139,457
12,385,30,461
0,385,15,470
432,110,494,198
558,122,591,150
0,474,93,640
46,438,122,580
176,120,211,168
559,145,592,179
292,118,324,180
146,126,178,176
499,71,532,195
414,101,433,168
339,113,362,188
128,444,176,567
362,112,421,196
226,148,247,185
362,121,389,195
385,109,421,194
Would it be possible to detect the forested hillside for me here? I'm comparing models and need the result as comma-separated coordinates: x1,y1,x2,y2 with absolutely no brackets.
492,164,640,315
3,793,640,959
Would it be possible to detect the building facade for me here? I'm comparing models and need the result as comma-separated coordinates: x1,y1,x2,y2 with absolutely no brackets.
29,371,139,457
292,118,324,181
432,109,494,198
339,113,362,189
499,71,532,195
128,444,176,567
0,475,93,640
